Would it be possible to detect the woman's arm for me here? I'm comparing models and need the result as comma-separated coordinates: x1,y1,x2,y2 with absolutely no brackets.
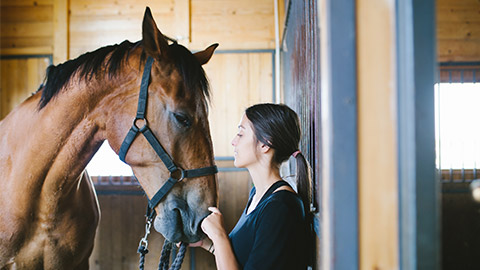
201,207,240,270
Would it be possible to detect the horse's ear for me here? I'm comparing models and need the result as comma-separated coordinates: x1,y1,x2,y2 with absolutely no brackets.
142,7,169,59
194,44,219,65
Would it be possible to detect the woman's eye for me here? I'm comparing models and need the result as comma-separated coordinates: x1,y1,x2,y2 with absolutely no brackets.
174,113,191,127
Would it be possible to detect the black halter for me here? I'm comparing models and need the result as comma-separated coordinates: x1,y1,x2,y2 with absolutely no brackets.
119,56,218,216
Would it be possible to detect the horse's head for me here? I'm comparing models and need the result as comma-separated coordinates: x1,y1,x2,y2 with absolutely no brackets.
107,7,218,243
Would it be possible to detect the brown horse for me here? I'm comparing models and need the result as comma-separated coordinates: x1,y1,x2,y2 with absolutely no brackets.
0,7,218,269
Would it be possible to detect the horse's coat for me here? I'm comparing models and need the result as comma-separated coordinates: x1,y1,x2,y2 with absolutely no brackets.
0,7,218,269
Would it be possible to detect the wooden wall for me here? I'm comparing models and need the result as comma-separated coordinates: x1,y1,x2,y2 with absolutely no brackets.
0,0,54,55
205,52,273,156
0,56,50,118
437,0,480,62
91,161,251,270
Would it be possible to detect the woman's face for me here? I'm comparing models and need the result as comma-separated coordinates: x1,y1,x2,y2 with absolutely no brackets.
231,114,260,168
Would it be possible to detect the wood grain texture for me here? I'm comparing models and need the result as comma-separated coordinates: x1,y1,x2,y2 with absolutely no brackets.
205,52,274,157
437,0,480,62
357,0,399,268
0,57,50,119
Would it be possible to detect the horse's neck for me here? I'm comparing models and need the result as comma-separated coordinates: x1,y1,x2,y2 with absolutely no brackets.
2,75,118,206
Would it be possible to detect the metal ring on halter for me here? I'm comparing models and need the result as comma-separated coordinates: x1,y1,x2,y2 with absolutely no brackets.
133,118,148,131
170,167,185,182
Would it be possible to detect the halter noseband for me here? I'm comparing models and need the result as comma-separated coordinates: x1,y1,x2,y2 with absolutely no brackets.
118,56,218,216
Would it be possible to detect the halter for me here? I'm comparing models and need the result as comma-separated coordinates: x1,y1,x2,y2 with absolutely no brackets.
118,55,218,270
119,55,218,214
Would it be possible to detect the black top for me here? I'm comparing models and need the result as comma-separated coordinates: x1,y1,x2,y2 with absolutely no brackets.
229,180,309,270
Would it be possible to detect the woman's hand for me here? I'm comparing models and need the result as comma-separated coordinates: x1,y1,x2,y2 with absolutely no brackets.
177,238,213,253
201,207,240,269
201,207,228,242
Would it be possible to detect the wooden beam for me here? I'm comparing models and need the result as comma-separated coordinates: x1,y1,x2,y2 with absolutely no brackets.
0,47,52,55
357,0,399,268
53,0,68,64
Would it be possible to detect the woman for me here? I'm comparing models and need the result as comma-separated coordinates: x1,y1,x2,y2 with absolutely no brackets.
194,103,312,269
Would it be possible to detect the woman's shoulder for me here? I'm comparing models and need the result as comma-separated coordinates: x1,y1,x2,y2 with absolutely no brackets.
260,190,304,215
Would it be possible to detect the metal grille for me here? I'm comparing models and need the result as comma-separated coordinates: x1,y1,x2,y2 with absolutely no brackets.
281,0,320,212
437,64,480,183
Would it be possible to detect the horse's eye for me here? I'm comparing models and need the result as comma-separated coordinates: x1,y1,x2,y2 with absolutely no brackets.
173,113,191,128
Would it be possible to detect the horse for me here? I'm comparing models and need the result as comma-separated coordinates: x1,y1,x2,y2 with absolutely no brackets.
0,7,218,269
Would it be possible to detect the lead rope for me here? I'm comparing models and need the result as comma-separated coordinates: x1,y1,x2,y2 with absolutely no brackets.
137,212,187,270
158,241,187,270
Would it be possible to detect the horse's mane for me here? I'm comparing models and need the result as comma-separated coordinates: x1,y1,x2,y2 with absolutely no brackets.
39,40,210,109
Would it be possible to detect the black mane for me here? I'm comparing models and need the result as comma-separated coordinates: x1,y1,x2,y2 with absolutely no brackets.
38,40,210,109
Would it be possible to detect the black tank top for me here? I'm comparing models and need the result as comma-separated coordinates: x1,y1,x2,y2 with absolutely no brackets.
229,180,309,270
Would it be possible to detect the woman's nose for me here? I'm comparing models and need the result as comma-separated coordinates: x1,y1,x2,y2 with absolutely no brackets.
231,136,237,146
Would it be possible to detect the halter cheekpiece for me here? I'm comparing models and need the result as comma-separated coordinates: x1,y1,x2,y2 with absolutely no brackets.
118,55,218,270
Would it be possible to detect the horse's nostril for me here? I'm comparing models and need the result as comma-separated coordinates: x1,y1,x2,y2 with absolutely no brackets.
172,208,183,228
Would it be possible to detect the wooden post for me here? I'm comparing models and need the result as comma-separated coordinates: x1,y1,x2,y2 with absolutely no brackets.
53,0,69,64
357,0,399,268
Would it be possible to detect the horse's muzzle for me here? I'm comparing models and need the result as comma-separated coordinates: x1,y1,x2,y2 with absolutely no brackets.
153,198,207,243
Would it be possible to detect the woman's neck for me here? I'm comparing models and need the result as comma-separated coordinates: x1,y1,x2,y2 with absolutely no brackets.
248,162,281,198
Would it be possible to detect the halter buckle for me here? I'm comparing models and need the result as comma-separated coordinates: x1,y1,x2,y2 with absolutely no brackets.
170,167,185,182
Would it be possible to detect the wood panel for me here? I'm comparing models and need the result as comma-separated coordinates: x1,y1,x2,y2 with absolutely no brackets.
0,57,50,119
53,0,69,64
0,1,54,55
437,0,480,62
357,0,399,269
68,0,275,58
69,0,189,58
190,0,275,50
205,52,274,157
89,168,251,270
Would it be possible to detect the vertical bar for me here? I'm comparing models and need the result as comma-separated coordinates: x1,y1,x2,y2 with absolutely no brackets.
53,0,69,64
190,247,195,270
413,0,440,268
274,0,281,103
272,51,276,102
319,0,358,269
396,0,416,268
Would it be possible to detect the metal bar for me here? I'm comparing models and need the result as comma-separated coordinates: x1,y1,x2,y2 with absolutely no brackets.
214,156,234,161
439,61,480,67
319,0,358,268
412,0,439,268
396,0,416,267
0,54,52,60
272,49,277,102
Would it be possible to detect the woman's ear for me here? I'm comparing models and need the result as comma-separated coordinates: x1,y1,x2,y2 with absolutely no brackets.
259,143,271,154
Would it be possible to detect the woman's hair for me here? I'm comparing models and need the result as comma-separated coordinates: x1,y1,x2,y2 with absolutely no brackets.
245,103,312,214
